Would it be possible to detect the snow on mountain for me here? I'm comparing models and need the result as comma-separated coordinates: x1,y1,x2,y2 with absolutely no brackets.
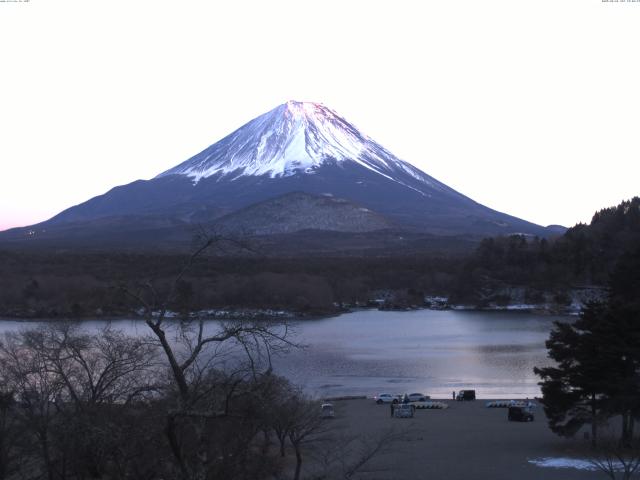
157,101,443,195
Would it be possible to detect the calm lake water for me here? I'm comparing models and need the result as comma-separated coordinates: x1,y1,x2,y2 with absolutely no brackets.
0,309,565,399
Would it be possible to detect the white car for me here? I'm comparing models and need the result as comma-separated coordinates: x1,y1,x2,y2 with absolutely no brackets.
374,393,400,404
407,393,430,402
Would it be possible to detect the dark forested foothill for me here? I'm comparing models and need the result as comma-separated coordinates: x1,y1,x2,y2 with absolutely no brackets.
449,197,640,307
0,197,638,318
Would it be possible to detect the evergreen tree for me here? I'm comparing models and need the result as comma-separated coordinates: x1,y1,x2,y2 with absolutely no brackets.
534,301,610,446
535,248,640,446
605,248,640,446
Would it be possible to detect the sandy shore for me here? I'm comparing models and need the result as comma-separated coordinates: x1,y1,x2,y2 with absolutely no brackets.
318,398,601,480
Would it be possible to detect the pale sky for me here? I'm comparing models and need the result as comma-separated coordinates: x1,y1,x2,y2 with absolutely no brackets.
1,0,639,231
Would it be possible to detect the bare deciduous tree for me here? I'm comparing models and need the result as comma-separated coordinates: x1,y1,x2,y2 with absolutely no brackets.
310,426,412,480
589,428,640,480
20,323,159,407
120,233,299,480
0,324,164,480
0,330,66,480
286,395,329,480
0,388,21,480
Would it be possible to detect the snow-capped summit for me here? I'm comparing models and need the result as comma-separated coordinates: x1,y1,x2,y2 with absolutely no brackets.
157,100,439,193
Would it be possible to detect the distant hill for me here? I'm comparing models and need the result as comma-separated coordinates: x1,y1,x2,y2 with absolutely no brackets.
213,192,394,236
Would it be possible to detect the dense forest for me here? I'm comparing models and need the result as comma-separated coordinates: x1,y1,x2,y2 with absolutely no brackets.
0,251,462,318
450,197,640,305
0,197,638,318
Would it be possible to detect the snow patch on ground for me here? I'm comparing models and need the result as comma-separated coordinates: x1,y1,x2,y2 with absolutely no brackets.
529,457,618,471
503,303,538,311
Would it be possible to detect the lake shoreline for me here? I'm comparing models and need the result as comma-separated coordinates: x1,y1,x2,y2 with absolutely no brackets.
0,301,579,322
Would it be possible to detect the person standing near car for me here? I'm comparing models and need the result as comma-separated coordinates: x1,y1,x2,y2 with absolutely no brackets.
390,402,394,418
452,391,456,400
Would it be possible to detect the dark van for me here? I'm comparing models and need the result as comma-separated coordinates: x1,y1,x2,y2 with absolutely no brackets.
508,406,534,422
456,390,476,401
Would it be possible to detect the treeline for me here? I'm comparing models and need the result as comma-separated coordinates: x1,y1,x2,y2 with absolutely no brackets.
0,251,462,318
450,197,640,305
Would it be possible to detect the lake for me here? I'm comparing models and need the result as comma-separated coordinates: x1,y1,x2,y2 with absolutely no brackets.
0,309,565,399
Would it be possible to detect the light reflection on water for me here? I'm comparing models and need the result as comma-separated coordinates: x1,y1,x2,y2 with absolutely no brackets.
271,309,562,399
0,309,565,399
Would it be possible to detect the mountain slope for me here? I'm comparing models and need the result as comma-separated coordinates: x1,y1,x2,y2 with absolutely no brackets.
1,101,558,248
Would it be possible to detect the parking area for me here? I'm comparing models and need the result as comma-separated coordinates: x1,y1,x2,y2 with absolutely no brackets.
324,398,601,480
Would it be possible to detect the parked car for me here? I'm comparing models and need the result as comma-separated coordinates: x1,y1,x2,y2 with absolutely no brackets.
407,393,430,402
374,393,400,404
508,406,534,422
321,403,335,419
456,390,476,401
394,403,415,418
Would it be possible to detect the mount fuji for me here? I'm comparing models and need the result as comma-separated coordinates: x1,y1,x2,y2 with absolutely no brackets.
2,101,558,250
